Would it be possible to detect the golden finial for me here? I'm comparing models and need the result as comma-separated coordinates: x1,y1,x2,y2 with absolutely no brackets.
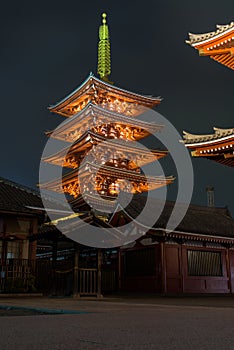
102,12,107,24
97,12,112,84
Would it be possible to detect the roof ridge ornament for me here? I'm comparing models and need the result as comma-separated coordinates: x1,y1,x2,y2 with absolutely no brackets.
186,21,234,45
97,13,112,84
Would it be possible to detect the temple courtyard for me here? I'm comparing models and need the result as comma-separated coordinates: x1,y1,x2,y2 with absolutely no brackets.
1,296,234,349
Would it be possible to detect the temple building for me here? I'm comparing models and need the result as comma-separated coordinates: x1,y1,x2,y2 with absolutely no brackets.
186,22,234,70
0,177,41,262
40,13,174,215
115,197,234,294
184,21,234,166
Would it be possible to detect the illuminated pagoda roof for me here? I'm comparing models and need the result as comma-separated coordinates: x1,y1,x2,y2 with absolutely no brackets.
42,130,168,169
183,127,234,167
49,73,162,117
186,22,234,70
46,103,163,142
40,161,174,194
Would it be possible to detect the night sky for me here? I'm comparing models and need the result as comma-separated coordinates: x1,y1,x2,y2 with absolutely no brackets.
0,1,233,214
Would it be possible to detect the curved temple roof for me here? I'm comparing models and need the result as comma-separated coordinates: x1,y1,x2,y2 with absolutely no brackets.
183,128,234,168
183,127,234,145
43,130,168,168
46,103,163,142
48,73,162,117
186,22,234,46
40,162,175,193
186,22,234,70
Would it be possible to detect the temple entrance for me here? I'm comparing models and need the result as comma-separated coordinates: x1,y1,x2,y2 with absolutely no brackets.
34,247,118,297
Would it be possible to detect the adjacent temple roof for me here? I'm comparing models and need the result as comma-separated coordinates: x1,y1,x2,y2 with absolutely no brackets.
109,195,234,242
183,127,234,167
186,22,234,70
183,127,234,144
44,194,234,244
185,22,234,165
0,177,43,214
187,22,234,46
0,177,69,216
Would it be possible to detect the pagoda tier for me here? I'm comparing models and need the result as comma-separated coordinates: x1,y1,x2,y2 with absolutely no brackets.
48,73,162,117
40,161,174,197
186,22,234,70
183,128,234,167
42,130,168,169
46,103,162,142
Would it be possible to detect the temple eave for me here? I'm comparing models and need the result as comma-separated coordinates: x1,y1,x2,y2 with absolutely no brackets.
46,103,164,142
187,22,234,47
186,21,234,70
40,163,174,195
183,128,234,146
42,130,168,169
48,75,162,117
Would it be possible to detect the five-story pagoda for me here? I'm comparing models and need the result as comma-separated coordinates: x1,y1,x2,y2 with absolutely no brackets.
41,13,174,216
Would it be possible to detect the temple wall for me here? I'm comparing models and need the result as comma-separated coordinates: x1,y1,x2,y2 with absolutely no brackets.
165,244,229,294
120,244,162,293
120,241,233,294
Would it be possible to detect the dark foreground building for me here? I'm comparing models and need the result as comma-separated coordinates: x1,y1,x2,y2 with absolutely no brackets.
0,177,44,292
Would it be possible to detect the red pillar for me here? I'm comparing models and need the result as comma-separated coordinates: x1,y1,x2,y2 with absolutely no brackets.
160,241,166,294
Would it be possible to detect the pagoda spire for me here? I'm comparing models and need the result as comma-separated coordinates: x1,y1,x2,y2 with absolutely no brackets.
97,13,112,83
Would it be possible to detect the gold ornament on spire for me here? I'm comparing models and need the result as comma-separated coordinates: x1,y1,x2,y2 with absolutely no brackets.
97,13,112,83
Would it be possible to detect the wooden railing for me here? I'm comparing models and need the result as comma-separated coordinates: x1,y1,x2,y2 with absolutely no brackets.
78,268,97,295
0,259,36,293
0,259,117,295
